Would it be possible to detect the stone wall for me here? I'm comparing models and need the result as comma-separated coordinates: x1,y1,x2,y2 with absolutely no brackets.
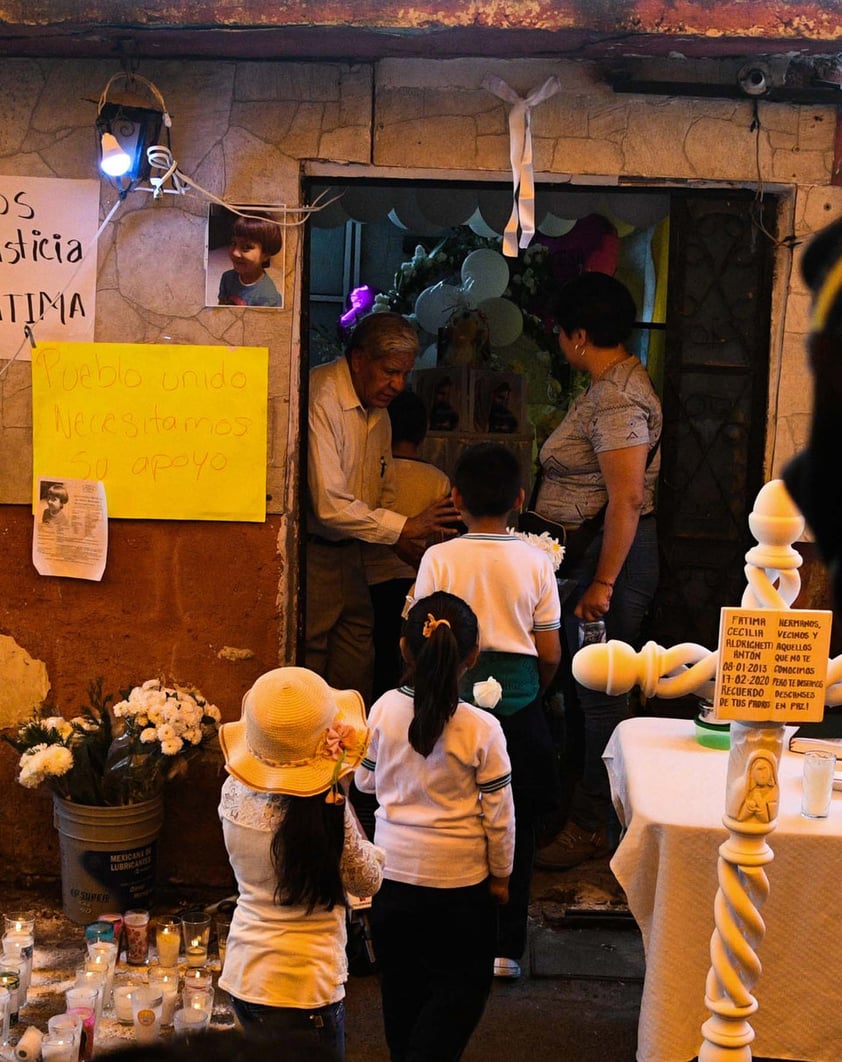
0,54,837,887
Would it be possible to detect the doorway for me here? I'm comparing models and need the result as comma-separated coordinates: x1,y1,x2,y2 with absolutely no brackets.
302,178,777,656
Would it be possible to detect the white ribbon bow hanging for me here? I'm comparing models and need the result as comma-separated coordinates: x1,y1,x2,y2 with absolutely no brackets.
483,76,562,257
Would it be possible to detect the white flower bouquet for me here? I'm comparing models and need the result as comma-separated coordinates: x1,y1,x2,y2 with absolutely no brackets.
5,677,221,806
507,527,566,572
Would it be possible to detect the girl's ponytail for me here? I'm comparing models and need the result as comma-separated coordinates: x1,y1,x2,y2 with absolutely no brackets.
403,592,479,757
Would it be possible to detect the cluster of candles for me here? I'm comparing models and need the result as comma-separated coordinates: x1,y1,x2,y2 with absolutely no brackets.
0,908,232,1060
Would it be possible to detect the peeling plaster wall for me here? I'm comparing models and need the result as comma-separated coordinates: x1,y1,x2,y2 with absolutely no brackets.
0,52,836,886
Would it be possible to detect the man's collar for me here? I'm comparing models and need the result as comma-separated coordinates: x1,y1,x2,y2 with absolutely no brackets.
335,355,366,412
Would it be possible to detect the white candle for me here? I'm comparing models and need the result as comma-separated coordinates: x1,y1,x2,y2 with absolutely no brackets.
113,985,136,1024
156,931,180,968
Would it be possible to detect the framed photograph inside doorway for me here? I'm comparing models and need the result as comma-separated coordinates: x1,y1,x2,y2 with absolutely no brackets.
470,370,526,435
413,367,469,434
205,204,285,309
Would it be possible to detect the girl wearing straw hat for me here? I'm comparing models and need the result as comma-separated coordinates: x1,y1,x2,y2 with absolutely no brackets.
355,592,515,1061
218,667,385,1057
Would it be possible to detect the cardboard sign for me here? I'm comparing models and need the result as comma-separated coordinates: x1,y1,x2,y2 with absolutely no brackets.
0,176,99,360
31,341,268,521
713,607,833,722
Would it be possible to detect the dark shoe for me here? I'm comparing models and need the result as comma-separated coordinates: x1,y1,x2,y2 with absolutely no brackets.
534,821,611,870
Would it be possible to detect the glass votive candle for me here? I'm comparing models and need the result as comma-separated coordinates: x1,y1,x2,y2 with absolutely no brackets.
2,932,33,1001
65,986,98,1039
64,1006,94,1062
47,1015,82,1062
131,985,163,1045
147,965,179,1027
3,914,35,938
94,913,123,946
123,910,150,966
84,921,114,945
75,968,105,1025
0,965,21,1023
183,982,214,1018
215,915,231,966
172,1006,210,1038
41,1033,76,1062
0,986,10,1047
155,917,181,968
182,966,212,991
112,984,139,1026
181,914,211,968
86,942,118,1004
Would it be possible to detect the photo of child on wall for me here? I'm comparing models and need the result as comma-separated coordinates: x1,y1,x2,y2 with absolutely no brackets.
206,204,284,309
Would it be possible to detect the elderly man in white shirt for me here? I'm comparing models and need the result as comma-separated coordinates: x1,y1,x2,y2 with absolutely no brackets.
306,312,459,703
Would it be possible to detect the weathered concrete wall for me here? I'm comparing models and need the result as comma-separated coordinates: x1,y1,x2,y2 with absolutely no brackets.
0,53,837,888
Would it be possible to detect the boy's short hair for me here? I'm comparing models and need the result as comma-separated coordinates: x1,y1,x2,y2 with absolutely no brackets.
454,442,522,517
232,215,282,262
46,483,69,505
388,389,428,447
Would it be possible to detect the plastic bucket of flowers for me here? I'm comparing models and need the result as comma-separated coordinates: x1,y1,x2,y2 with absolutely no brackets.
6,678,221,924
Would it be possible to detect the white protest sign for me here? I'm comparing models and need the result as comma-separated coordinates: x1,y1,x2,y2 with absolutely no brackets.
0,175,99,361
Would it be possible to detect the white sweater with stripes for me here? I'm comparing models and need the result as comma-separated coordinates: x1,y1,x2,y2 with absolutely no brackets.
355,686,515,888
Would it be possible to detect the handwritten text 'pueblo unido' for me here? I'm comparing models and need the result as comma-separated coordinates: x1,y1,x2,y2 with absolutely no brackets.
36,348,250,393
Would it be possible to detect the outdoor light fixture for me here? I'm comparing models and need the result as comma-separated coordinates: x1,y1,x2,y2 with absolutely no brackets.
95,72,171,192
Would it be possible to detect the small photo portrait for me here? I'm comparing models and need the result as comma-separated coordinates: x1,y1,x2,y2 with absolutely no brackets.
470,371,526,435
40,480,70,526
413,367,469,434
206,204,284,309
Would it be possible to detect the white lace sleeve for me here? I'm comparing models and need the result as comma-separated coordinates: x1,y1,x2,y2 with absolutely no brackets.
219,776,286,830
340,804,385,899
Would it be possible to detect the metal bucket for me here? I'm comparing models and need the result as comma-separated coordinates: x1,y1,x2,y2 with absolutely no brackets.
53,795,164,924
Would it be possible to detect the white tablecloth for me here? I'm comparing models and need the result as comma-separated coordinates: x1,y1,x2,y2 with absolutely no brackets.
604,716,842,1062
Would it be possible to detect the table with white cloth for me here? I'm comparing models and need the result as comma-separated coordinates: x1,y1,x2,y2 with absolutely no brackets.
604,715,842,1062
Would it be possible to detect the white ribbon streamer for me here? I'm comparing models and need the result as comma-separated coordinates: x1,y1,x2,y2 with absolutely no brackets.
483,76,561,257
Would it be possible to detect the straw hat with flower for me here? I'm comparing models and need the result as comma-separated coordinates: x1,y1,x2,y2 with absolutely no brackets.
219,667,369,799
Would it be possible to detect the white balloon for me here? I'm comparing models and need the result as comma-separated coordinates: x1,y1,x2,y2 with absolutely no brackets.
461,249,510,302
478,297,523,348
538,213,577,238
414,282,462,334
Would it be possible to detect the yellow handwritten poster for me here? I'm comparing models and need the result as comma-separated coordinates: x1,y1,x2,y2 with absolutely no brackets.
31,342,268,521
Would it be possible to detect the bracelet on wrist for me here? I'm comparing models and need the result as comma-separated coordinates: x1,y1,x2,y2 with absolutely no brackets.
593,577,614,589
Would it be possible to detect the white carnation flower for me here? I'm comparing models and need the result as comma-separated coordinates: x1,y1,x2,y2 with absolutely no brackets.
473,677,503,710
42,745,74,776
43,716,73,740
139,727,159,744
160,737,184,756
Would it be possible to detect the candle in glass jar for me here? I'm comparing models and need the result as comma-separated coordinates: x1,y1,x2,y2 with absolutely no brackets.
155,923,180,968
186,944,206,967
112,985,136,1025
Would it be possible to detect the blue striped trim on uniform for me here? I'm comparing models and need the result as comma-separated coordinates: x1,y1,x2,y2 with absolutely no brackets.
534,620,561,630
460,533,520,541
360,756,376,771
479,772,512,793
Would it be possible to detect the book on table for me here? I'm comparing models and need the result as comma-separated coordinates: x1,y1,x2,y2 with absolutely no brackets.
788,711,842,755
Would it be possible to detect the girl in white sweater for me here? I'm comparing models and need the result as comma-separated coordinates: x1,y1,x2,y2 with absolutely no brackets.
355,592,515,1061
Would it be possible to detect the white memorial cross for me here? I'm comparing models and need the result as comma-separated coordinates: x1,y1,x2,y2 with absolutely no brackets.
573,479,842,1061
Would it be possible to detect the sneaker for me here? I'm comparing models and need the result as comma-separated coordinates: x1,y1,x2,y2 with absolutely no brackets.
534,821,611,870
493,957,521,979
